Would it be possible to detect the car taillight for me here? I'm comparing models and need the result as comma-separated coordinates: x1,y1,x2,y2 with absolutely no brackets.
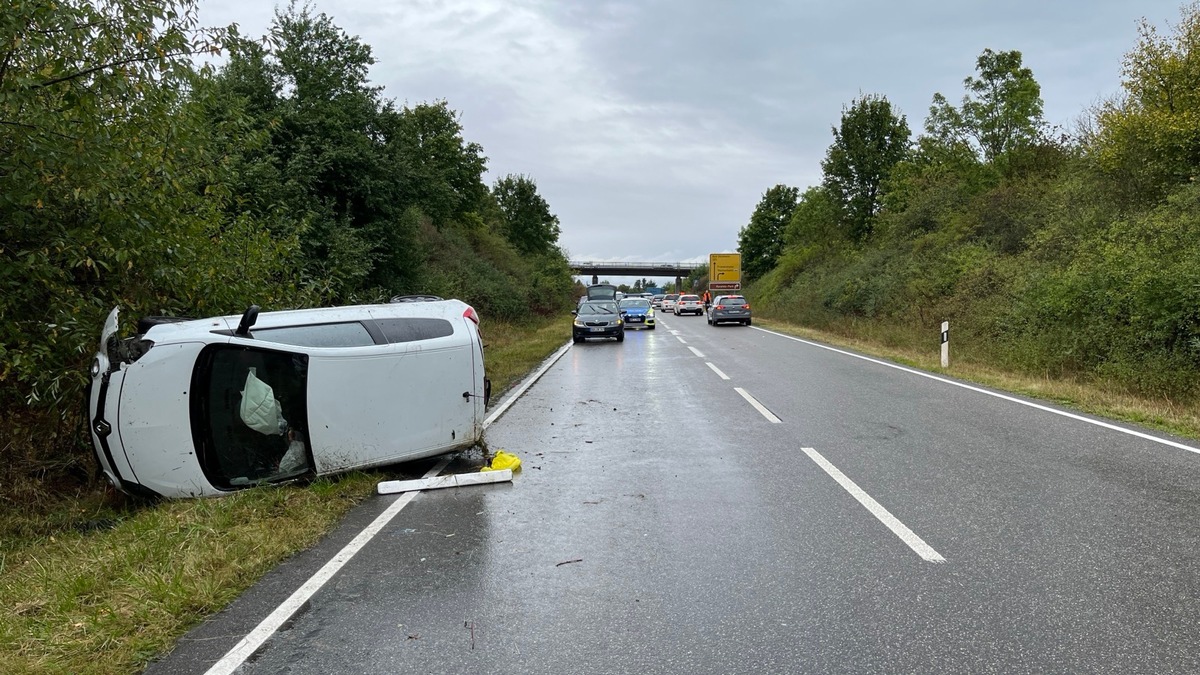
715,305,724,310
742,304,750,309
463,306,480,326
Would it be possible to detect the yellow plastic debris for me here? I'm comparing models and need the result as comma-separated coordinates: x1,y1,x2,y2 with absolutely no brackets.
481,450,521,473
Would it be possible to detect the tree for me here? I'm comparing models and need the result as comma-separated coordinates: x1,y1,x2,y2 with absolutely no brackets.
927,49,1045,162
738,185,799,280
784,186,843,249
492,174,561,256
821,94,911,241
0,0,232,406
1094,4,1200,203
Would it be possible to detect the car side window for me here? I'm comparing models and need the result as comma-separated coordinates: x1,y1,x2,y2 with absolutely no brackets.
253,322,375,348
375,318,454,343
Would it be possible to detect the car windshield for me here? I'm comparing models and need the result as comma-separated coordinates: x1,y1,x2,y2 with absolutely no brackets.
620,299,650,309
579,302,617,315
665,294,678,300
718,297,746,305
680,295,699,301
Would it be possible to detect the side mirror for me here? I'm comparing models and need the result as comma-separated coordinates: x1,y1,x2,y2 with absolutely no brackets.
570,310,577,316
236,305,260,337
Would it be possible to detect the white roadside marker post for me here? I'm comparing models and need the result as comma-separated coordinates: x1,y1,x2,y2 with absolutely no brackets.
377,469,513,495
940,320,949,368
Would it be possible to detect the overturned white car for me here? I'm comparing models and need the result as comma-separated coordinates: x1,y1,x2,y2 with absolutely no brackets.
87,299,490,498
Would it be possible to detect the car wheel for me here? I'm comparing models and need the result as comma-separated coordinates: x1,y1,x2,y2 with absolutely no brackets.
649,325,656,330
573,335,582,343
616,331,625,342
745,319,752,326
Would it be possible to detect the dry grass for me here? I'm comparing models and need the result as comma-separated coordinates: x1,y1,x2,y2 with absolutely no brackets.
756,317,1200,440
482,313,572,399
0,314,571,674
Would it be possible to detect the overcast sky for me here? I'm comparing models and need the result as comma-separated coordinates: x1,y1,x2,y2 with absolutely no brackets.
198,0,1184,272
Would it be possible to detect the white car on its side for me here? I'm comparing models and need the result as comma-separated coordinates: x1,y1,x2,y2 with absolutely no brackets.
87,299,490,498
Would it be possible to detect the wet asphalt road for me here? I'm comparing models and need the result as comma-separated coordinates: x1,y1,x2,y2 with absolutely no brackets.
149,315,1200,674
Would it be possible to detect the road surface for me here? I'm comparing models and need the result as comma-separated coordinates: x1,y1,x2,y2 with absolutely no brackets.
149,316,1200,674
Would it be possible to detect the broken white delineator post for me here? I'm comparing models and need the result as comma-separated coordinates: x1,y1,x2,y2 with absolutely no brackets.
940,320,950,368
377,469,513,495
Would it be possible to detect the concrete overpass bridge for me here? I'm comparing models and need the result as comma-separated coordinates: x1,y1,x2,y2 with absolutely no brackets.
568,260,705,288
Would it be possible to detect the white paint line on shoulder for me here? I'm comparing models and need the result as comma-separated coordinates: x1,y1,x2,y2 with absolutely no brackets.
706,362,731,380
802,447,945,563
735,387,781,423
754,327,1200,457
206,457,452,675
688,346,706,358
485,339,573,427
206,339,576,675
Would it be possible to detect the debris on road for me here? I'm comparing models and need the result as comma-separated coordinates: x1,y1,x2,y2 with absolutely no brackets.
481,449,521,472
555,558,584,567
376,469,513,495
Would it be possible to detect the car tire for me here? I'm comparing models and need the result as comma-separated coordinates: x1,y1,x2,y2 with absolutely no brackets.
745,319,752,326
573,334,583,343
649,325,656,330
616,331,625,342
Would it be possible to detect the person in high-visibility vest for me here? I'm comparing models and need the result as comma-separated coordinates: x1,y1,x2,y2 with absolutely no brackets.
702,290,711,311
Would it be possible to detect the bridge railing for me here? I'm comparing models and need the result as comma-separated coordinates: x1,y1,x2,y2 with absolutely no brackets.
567,261,706,271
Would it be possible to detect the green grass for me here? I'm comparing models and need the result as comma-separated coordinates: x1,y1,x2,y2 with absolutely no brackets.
481,313,572,398
0,313,570,674
756,317,1200,440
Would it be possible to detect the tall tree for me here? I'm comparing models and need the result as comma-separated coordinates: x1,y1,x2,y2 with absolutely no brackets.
738,185,799,281
1094,4,1200,203
927,49,1045,162
492,174,561,256
821,94,911,241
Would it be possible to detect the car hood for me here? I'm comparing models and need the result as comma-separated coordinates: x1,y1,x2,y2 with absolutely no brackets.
622,308,650,316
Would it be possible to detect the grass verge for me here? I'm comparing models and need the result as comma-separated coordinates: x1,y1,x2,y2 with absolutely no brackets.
756,317,1200,440
0,313,570,674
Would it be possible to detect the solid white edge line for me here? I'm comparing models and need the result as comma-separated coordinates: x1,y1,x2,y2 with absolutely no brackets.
734,387,781,423
706,362,731,380
688,346,706,358
484,339,573,427
207,338,575,674
802,447,945,563
205,457,452,675
754,327,1200,456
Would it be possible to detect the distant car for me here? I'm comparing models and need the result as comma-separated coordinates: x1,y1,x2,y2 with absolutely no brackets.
708,295,752,326
651,295,665,309
573,301,624,343
661,294,679,312
87,300,489,499
673,294,703,316
618,297,656,330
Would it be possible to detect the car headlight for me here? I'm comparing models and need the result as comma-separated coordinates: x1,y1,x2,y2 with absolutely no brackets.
616,319,623,325
90,357,102,378
573,319,584,327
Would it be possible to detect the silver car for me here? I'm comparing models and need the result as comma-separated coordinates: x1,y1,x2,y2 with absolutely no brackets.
707,295,752,326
